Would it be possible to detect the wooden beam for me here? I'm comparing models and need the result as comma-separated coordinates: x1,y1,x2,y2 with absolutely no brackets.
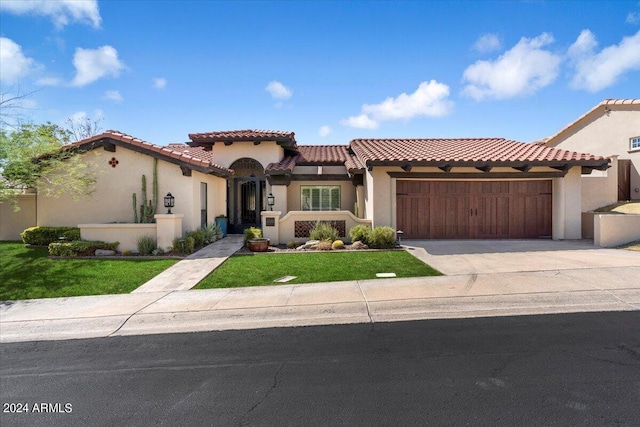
387,171,566,179
401,164,413,172
180,165,192,177
102,141,116,152
513,164,532,172
476,164,492,173
551,164,571,172
438,164,452,173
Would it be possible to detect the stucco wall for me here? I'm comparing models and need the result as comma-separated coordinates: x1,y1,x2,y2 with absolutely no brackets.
580,159,618,212
0,194,36,240
37,146,226,233
547,105,640,202
552,167,582,239
594,213,640,247
210,141,283,170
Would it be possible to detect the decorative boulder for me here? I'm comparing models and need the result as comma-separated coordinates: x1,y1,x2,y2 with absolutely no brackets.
95,249,116,256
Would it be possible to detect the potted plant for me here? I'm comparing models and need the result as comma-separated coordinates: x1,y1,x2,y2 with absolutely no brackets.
244,227,269,252
215,214,228,237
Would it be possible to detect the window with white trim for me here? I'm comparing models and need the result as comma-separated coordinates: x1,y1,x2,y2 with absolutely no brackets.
301,186,341,211
631,136,640,151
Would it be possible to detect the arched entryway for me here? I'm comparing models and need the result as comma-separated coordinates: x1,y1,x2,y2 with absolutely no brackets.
228,158,266,234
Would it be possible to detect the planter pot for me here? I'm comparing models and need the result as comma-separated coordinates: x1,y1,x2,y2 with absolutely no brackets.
215,217,228,237
247,238,270,252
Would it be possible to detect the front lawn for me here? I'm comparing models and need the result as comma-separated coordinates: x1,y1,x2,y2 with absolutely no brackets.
196,250,441,289
0,242,178,301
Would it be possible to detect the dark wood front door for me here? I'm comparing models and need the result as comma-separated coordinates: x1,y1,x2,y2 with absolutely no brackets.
396,180,552,239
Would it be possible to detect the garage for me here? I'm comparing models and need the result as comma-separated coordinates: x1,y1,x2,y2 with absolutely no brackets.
396,180,552,239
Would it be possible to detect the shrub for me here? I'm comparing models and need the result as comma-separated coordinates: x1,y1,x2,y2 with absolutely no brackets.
316,240,333,251
137,235,156,255
244,227,262,244
286,241,297,249
349,225,371,244
332,240,345,250
122,250,133,256
184,236,195,254
186,229,205,249
309,221,339,242
48,240,119,257
172,236,195,255
368,226,397,249
202,223,223,244
21,226,81,246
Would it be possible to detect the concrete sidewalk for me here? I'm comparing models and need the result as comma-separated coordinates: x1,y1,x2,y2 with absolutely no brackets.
2,265,639,343
132,235,245,293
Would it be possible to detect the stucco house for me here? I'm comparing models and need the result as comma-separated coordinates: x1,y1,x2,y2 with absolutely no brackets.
3,127,610,248
544,99,640,211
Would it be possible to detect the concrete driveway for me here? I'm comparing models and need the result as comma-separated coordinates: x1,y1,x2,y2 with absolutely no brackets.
404,239,640,275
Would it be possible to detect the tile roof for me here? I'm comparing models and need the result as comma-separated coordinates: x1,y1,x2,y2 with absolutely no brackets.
349,138,608,167
545,99,640,145
65,130,233,176
188,129,297,147
265,145,365,174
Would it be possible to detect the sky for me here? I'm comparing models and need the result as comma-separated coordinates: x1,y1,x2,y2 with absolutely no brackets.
1,0,639,146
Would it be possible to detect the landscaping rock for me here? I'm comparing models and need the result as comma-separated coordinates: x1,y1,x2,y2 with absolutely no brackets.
350,241,369,250
95,249,116,256
296,240,320,251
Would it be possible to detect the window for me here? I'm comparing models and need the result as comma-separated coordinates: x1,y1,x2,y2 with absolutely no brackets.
301,186,341,211
631,136,640,151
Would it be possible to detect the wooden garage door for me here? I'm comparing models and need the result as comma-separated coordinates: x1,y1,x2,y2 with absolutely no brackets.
396,181,552,239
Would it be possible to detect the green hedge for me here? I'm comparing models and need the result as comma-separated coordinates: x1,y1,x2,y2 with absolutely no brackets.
48,240,119,257
21,226,81,246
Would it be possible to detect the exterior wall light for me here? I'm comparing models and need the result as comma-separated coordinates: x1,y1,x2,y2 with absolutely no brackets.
164,193,175,214
267,193,275,211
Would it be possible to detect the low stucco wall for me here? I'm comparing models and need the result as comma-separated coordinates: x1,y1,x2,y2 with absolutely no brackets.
593,214,640,247
262,210,372,245
0,195,36,240
79,223,157,253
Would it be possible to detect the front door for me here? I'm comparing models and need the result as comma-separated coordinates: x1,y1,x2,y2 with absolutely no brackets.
228,178,266,233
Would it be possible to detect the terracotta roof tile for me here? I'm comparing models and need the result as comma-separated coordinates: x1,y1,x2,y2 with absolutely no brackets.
64,130,233,176
349,138,608,167
265,145,365,174
188,129,297,147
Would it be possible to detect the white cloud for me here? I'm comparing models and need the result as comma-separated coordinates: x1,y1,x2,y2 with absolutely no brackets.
104,90,123,102
318,125,331,137
265,80,293,100
568,29,640,92
627,12,640,24
71,46,125,87
473,33,502,53
153,77,167,89
461,33,561,100
341,114,379,130
342,80,453,129
0,0,101,29
36,76,64,86
0,37,38,84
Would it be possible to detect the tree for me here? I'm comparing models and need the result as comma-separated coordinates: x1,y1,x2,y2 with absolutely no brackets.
65,115,103,141
0,122,97,203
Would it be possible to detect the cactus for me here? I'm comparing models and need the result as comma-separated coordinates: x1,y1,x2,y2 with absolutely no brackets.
132,160,159,224
132,193,138,223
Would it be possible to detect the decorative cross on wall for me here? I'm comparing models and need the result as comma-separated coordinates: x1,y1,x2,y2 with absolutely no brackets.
108,157,119,168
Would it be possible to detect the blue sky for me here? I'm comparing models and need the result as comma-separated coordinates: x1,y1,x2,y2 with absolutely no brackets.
1,0,639,146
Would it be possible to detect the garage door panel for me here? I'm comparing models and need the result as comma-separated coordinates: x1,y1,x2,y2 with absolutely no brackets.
397,180,552,239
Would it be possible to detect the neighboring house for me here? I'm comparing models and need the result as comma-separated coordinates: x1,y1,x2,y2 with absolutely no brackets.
23,129,608,244
544,99,640,211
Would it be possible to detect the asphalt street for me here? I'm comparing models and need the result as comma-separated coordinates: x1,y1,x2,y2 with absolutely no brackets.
1,311,639,426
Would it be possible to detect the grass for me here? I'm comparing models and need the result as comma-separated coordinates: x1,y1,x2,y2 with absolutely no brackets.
594,201,640,214
619,240,640,251
0,242,178,301
196,250,441,289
